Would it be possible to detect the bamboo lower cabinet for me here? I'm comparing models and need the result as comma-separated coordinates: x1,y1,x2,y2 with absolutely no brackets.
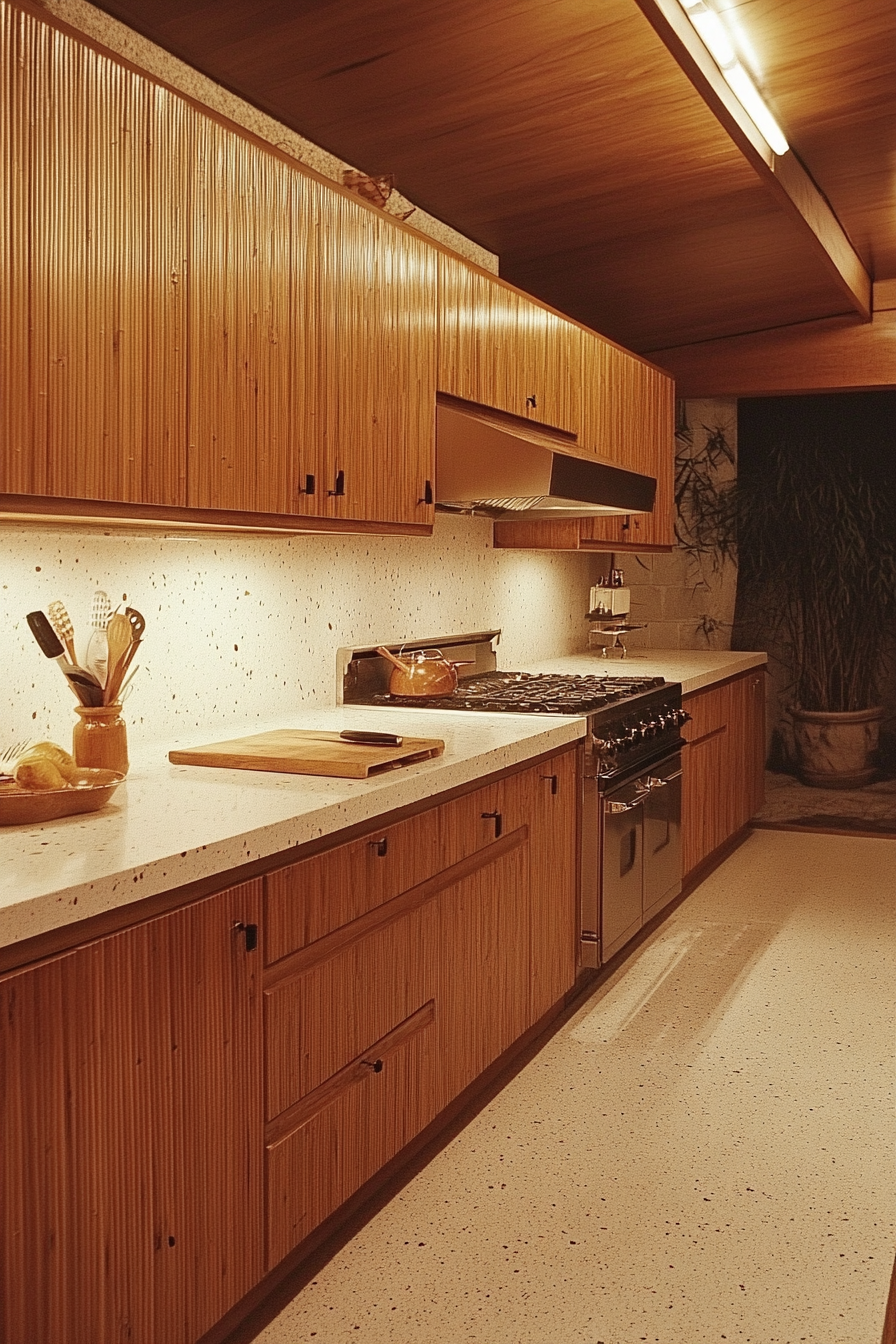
0,880,264,1344
0,746,578,1344
262,748,579,1271
681,669,766,877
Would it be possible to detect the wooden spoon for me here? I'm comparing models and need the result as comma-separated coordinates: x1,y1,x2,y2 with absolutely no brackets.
104,613,134,704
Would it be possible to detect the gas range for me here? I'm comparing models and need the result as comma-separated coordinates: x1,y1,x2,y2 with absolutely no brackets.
339,631,686,972
339,631,686,782
369,669,666,715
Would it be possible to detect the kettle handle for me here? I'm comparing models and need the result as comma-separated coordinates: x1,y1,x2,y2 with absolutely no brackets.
375,646,409,672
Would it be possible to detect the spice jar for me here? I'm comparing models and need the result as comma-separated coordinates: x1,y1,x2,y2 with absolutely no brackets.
72,704,129,775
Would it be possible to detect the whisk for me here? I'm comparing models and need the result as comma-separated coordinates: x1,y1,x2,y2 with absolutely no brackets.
47,600,77,664
85,590,112,687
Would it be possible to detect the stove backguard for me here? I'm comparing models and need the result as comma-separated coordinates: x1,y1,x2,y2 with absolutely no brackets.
339,631,501,704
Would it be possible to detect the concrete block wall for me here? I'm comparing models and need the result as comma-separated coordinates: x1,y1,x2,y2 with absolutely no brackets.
592,398,739,653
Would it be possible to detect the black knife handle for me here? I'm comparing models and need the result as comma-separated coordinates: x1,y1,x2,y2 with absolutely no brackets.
26,610,64,659
339,730,403,747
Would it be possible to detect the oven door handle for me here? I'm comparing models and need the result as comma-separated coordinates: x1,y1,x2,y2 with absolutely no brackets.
605,798,644,814
644,769,683,789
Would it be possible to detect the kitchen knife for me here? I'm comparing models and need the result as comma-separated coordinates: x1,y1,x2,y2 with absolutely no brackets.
339,729,404,746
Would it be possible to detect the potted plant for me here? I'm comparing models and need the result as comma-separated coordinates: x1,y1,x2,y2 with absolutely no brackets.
734,397,896,788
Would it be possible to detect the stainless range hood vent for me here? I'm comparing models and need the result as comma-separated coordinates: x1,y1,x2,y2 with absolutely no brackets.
435,394,656,521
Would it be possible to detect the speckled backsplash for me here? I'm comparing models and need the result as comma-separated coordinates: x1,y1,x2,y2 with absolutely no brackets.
1,516,600,753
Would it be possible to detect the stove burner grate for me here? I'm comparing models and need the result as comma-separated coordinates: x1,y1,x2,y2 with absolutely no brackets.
372,670,666,715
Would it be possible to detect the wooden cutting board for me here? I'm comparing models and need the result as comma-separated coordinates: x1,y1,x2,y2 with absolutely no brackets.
168,729,445,779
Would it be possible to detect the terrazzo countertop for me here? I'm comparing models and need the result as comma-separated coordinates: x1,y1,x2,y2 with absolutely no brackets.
1,649,764,956
0,706,583,954
514,648,766,695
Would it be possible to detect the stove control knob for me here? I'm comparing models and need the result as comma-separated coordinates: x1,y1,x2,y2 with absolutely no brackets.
643,718,659,737
674,708,691,728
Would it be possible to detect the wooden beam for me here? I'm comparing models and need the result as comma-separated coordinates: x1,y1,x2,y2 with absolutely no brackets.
648,284,896,397
634,0,872,322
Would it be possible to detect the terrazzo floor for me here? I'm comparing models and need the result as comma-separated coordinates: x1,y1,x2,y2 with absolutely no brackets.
254,832,896,1344
754,771,896,835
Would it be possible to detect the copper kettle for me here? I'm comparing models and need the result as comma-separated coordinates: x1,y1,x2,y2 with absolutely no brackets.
376,646,459,698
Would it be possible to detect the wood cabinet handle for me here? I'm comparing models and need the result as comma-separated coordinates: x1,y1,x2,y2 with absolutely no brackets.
526,393,537,410
328,470,345,497
297,474,315,496
370,836,388,857
418,479,434,505
481,810,503,839
541,773,558,795
234,921,258,952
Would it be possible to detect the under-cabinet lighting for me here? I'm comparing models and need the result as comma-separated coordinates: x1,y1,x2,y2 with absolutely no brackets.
678,0,789,156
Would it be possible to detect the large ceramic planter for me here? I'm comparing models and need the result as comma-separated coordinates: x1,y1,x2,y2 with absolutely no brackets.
790,705,883,788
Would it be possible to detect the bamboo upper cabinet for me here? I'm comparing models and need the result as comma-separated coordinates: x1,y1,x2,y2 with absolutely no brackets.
493,332,675,552
188,127,438,527
438,252,580,434
0,9,189,506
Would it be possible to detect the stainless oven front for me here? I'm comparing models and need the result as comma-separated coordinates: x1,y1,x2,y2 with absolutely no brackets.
580,746,683,968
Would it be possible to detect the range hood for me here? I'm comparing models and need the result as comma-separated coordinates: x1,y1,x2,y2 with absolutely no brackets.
435,394,656,520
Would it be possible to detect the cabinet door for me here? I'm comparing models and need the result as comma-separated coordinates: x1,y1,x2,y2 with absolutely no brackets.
438,252,579,433
1,13,189,505
316,192,438,525
187,121,315,517
0,881,263,1344
579,342,675,549
435,836,532,1100
726,670,767,830
527,747,579,1018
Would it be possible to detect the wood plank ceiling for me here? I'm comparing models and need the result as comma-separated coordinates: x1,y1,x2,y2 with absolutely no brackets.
89,0,896,355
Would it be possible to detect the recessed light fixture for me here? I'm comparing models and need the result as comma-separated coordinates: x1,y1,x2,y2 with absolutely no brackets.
678,0,789,155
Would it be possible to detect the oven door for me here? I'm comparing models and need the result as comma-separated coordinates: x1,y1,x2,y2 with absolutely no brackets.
642,753,682,921
601,777,647,963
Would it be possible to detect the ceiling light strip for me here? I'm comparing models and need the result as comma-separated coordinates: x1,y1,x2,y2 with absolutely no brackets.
677,0,788,155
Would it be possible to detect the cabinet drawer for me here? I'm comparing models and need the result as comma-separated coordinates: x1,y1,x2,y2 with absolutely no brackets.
264,807,440,964
266,1002,438,1269
683,682,729,742
264,899,437,1121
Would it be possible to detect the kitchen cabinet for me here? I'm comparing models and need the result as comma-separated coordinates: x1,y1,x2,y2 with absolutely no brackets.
492,342,675,552
0,745,579,1343
0,878,264,1344
438,251,580,433
262,747,579,1268
188,128,438,527
681,669,766,877
0,11,190,506
0,4,436,533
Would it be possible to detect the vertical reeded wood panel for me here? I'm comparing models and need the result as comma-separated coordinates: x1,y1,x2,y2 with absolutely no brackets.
6,7,189,504
0,5,33,493
0,880,264,1344
318,190,438,525
187,121,315,515
438,251,579,433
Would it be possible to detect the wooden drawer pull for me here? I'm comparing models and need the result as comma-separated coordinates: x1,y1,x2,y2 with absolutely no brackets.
370,836,388,857
541,773,558,795
481,810,502,839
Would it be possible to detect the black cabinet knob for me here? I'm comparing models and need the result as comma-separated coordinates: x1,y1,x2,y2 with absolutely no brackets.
526,393,538,410
328,470,345,497
481,810,503,838
297,474,315,496
418,479,434,506
541,773,558,795
234,921,258,952
370,836,388,857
